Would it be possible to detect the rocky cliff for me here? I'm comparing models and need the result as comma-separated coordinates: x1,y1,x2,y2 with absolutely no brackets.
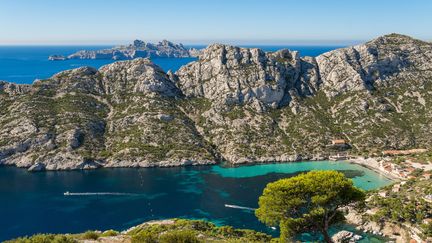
48,40,200,61
2,33,432,170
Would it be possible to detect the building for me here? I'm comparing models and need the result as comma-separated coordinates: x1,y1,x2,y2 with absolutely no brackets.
331,139,346,145
382,149,428,156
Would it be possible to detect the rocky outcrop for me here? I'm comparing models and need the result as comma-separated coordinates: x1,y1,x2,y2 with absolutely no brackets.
2,33,432,170
316,33,432,97
48,40,201,61
0,81,31,95
99,58,181,96
175,44,319,111
331,230,362,243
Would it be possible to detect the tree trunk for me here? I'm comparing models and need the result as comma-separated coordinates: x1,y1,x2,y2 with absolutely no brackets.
322,228,333,243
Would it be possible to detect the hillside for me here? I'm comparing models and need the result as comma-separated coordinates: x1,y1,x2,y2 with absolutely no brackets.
1,33,432,170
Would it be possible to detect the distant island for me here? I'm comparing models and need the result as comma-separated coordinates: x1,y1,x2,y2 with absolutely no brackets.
48,40,201,61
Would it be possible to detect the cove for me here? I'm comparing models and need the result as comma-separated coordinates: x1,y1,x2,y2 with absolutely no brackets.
0,161,392,241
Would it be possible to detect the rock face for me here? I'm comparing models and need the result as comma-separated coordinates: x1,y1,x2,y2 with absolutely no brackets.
331,230,360,243
2,33,432,170
175,44,319,110
316,33,432,97
48,40,200,61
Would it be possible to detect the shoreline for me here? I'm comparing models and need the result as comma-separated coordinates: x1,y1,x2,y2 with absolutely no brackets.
347,157,401,181
0,157,400,182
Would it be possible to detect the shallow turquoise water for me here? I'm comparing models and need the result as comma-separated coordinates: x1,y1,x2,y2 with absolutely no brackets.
0,161,392,241
212,161,392,190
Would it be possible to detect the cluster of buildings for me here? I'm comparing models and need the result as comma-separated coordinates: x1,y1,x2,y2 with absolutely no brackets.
378,149,431,179
379,160,418,179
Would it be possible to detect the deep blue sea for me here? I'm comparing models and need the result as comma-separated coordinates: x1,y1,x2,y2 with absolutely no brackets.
0,161,391,241
0,45,342,84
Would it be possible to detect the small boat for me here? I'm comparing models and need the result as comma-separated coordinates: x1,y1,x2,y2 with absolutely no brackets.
329,154,348,161
63,191,136,196
224,204,256,211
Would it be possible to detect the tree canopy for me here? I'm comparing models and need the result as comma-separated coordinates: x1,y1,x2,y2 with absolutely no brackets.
255,170,365,243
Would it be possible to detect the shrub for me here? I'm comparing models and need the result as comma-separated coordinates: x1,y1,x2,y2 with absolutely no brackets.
4,234,76,243
131,231,158,243
100,230,119,237
159,230,201,243
81,231,100,240
216,226,237,237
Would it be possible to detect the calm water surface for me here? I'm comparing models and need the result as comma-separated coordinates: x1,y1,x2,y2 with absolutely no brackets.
0,45,342,84
0,161,391,241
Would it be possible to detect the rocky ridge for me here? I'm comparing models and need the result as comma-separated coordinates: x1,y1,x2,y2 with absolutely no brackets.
2,33,432,170
48,40,200,61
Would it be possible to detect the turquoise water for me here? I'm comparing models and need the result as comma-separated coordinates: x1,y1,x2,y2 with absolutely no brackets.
212,161,391,190
0,161,391,241
0,45,342,84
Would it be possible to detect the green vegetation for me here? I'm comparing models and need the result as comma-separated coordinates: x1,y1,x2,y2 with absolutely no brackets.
366,179,432,238
421,223,432,238
6,219,273,243
4,234,76,243
255,171,366,243
81,230,100,240
158,230,200,243
178,97,212,112
128,219,272,243
223,105,246,120
100,229,119,236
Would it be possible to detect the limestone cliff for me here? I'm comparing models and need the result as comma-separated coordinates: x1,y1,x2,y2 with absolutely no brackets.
2,33,432,170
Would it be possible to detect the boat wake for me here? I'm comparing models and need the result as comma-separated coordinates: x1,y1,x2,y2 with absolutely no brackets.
224,204,256,211
63,191,138,196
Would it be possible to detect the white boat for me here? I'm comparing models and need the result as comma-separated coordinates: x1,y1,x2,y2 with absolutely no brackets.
224,204,256,211
63,192,136,196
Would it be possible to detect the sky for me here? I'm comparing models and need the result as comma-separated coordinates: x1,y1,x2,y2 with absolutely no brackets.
0,0,431,45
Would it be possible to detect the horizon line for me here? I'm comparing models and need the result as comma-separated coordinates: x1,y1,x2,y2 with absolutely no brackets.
0,39,366,47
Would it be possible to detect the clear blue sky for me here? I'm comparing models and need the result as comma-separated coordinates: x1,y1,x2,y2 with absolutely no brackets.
0,0,431,45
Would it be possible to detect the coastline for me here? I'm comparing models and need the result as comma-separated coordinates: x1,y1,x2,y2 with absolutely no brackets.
1,156,400,183
347,157,401,181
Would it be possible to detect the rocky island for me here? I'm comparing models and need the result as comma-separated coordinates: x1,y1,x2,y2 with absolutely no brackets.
48,40,200,61
2,33,432,171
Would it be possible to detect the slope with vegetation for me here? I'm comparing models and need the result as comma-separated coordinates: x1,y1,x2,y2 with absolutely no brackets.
5,219,273,243
1,33,432,170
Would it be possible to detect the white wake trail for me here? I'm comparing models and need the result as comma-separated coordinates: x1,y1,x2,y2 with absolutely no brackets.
224,204,256,211
63,192,137,196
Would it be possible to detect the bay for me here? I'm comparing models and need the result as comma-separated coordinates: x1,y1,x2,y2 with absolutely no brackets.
0,161,391,241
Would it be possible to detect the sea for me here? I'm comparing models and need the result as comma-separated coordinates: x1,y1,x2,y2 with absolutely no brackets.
0,45,342,84
0,45,390,242
0,161,391,241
